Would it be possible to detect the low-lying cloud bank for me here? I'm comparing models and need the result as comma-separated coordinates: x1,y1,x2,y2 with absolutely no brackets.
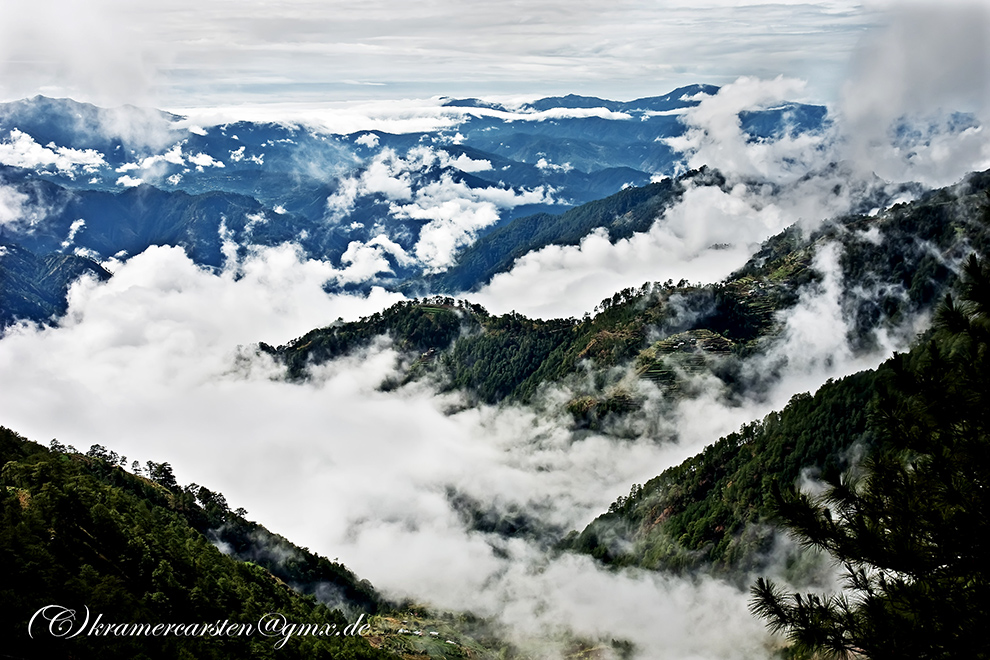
0,221,919,656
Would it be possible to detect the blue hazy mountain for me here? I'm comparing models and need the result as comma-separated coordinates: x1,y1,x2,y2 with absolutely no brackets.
0,240,111,327
0,88,833,325
0,87,828,209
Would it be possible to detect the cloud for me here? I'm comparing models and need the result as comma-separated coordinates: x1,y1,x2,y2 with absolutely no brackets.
354,133,379,148
0,185,29,228
0,129,107,176
536,157,573,173
337,235,415,283
2,0,876,107
188,151,225,169
116,174,144,187
837,3,990,186
0,232,904,657
60,219,86,250
399,173,553,273
326,145,554,274
438,151,492,173
0,0,166,106
666,76,830,183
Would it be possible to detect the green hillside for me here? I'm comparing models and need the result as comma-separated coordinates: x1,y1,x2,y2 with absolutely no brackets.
749,254,990,659
562,367,880,574
265,170,990,417
0,427,394,660
568,254,990,656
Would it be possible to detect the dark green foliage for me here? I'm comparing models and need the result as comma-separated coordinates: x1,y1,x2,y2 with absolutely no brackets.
440,313,579,404
749,254,990,659
563,370,877,573
809,176,990,350
0,427,395,660
266,297,472,380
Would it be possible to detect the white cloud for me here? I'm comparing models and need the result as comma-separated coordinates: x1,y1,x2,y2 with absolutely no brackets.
188,151,225,169
115,143,188,181
327,146,553,273
0,185,29,227
438,151,492,172
116,174,144,187
536,157,573,172
837,3,990,186
337,235,415,283
230,146,245,161
60,218,86,249
398,173,553,273
354,133,380,148
0,129,107,176
666,76,829,184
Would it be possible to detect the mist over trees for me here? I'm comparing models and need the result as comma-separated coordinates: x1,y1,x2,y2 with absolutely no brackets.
750,255,990,659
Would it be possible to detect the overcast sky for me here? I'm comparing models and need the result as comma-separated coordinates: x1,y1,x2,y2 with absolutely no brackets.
0,0,894,108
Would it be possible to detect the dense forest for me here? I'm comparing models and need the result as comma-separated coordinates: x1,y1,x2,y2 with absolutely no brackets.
751,255,990,658
265,169,990,416
562,368,879,575
0,428,394,660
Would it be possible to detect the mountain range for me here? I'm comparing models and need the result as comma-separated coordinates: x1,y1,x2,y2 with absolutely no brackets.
2,88,987,659
1,88,831,319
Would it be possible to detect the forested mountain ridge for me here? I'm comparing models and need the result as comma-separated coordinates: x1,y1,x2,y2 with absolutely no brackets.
263,169,990,417
568,254,990,658
562,368,880,575
750,254,990,658
0,426,393,659
556,176,990,585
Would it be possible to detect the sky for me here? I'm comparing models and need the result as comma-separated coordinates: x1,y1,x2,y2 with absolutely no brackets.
1,0,885,108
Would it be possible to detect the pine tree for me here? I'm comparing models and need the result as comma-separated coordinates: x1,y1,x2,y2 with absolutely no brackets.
750,254,990,659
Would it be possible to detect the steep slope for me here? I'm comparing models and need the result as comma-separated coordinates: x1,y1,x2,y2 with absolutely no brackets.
0,426,394,659
409,169,714,294
562,369,879,575
0,241,111,327
567,251,990,658
264,170,990,413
